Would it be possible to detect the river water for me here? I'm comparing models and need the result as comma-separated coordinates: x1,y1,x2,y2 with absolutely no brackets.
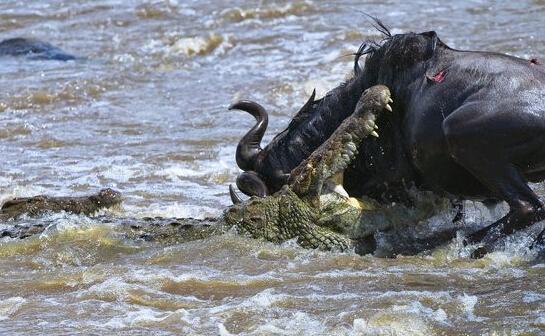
1,1,545,335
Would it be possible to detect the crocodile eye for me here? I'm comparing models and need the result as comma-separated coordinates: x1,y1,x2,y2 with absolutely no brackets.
248,216,264,227
248,197,260,205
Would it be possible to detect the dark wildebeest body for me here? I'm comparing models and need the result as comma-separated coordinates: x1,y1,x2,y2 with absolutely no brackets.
231,24,545,257
359,34,545,257
0,38,76,61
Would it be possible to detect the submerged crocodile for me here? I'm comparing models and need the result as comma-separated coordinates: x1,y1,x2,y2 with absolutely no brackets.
0,86,459,255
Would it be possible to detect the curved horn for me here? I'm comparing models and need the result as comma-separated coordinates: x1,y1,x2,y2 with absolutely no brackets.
230,100,269,171
236,171,269,197
229,184,243,204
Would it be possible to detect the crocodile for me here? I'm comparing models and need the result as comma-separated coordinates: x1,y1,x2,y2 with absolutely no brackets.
0,188,122,221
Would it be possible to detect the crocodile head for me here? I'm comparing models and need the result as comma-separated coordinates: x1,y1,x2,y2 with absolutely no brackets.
223,185,317,241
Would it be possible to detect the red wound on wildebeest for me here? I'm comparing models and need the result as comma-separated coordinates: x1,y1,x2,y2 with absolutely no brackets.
427,70,447,83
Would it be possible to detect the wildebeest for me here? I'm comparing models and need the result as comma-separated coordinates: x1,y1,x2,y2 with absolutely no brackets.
230,18,545,257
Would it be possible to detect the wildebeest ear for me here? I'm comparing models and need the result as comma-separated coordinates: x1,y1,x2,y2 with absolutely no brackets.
421,31,438,59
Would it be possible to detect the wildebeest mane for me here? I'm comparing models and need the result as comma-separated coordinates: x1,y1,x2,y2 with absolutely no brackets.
354,15,392,75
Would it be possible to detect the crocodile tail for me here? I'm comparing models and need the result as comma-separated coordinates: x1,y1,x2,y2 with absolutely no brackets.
230,100,269,171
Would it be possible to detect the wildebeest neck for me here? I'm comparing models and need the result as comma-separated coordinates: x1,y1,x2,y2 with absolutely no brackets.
258,73,367,191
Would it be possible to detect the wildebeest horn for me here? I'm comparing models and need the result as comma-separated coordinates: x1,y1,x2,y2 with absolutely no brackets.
236,171,269,197
229,100,268,172
229,184,243,204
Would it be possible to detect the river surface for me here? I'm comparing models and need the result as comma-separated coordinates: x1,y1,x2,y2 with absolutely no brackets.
1,1,545,335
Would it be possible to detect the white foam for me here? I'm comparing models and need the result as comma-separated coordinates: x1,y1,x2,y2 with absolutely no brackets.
127,202,220,219
0,176,13,188
533,315,545,327
102,307,191,330
0,297,26,321
99,164,139,183
251,311,326,336
171,35,221,56
352,317,432,336
457,294,483,322
245,288,285,308
36,212,98,239
218,323,235,336
351,301,439,336
157,166,204,179
377,290,453,303
141,32,234,59
522,292,545,304
80,276,134,301
155,161,236,183
0,184,49,206
396,301,449,324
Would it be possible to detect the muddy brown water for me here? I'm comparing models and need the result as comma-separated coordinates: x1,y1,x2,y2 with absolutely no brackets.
1,1,545,335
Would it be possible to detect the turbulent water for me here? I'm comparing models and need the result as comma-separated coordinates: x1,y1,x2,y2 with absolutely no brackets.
1,0,545,334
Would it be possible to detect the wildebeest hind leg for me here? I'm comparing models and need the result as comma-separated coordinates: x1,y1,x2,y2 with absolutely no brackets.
530,228,545,251
456,160,544,257
445,132,545,257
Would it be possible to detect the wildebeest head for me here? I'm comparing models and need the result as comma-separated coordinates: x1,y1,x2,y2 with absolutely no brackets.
356,20,448,93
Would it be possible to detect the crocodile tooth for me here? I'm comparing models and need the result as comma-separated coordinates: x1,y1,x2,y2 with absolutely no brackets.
370,131,379,138
387,97,393,103
332,183,349,198
385,104,392,112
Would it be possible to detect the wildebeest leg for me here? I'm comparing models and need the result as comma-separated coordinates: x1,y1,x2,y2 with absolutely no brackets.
464,165,545,258
444,110,545,258
529,228,545,251
451,199,464,223
446,152,545,257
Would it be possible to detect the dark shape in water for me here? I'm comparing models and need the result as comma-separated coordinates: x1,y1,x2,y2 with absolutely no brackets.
0,38,77,61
